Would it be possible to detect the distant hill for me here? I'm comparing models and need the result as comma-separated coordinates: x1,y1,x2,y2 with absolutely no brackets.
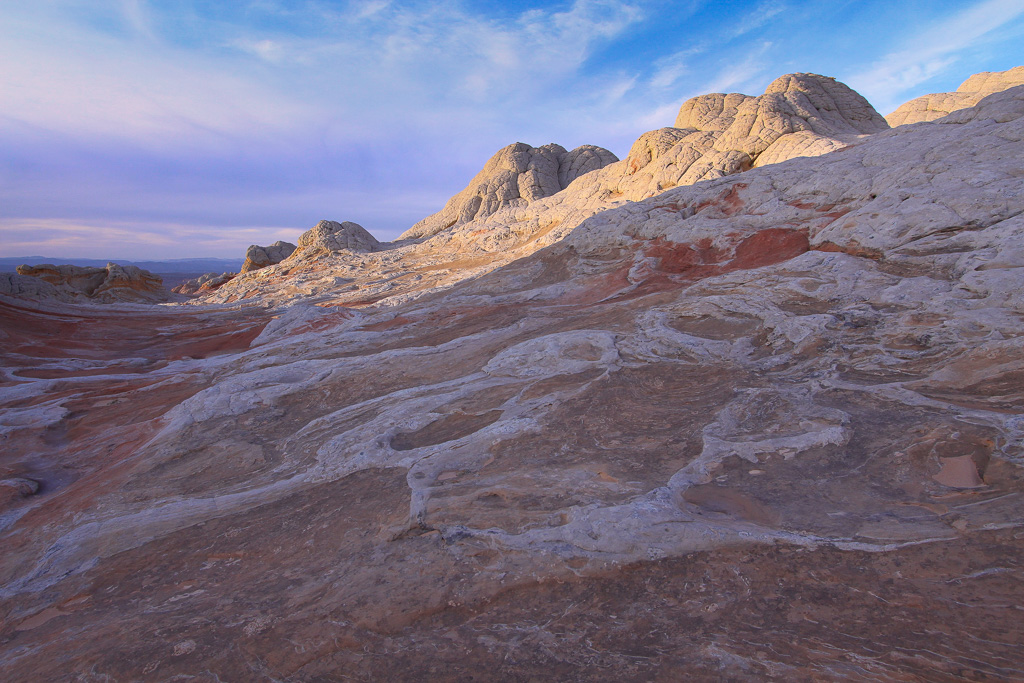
0,256,243,274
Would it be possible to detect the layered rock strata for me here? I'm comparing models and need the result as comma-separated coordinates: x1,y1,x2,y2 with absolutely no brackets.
3,262,167,303
297,219,381,254
204,73,894,308
2,76,1024,680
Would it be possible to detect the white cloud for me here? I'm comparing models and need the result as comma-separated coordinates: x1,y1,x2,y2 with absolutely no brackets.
5,1,1022,259
649,45,706,90
231,38,290,64
729,0,787,38
0,10,316,154
0,0,645,150
354,0,392,20
693,41,774,95
846,0,1024,112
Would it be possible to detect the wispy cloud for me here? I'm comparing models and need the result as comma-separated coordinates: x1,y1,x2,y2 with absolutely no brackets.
846,0,1024,112
729,0,787,38
632,41,775,130
649,46,707,90
1,1,645,146
3,1,1024,259
694,41,775,95
119,0,156,40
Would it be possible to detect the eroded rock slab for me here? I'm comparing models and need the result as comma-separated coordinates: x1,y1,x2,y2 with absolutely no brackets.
7,262,168,303
2,73,1024,681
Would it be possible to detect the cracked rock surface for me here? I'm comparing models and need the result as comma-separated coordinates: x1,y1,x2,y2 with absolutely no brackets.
2,74,1024,681
887,65,1024,126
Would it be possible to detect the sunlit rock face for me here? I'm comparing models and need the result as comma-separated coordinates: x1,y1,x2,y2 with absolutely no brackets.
400,142,620,239
886,65,1024,126
204,74,892,310
2,74,1024,680
671,72,890,169
5,262,168,303
240,240,297,274
172,271,237,296
296,219,381,254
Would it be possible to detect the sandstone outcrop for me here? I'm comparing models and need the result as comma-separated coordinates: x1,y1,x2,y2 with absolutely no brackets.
7,262,167,303
171,271,237,296
0,272,62,301
398,74,884,246
296,219,381,254
400,143,619,239
639,72,888,178
240,240,296,273
886,65,1024,126
203,73,894,309
3,74,1024,681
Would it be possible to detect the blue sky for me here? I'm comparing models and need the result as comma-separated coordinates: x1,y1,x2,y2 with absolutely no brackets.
2,0,1024,259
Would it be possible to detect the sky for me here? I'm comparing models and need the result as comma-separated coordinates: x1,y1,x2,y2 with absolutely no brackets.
2,0,1024,260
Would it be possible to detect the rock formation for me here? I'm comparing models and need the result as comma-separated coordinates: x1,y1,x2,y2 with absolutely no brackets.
172,271,237,296
887,65,1024,126
240,240,296,273
201,73,893,309
619,72,889,191
2,71,1024,681
400,143,619,239
296,219,381,254
5,262,167,303
398,74,884,246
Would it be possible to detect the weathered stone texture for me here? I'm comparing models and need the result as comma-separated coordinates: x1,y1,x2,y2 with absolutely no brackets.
240,240,297,273
7,262,166,303
887,65,1024,126
400,143,619,239
3,72,1024,682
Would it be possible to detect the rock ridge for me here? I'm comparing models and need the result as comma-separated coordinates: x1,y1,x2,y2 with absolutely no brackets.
3,262,167,303
2,74,1024,681
887,65,1024,126
400,143,619,240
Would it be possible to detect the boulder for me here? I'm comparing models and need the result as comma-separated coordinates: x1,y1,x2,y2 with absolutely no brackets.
0,272,63,300
296,220,381,253
171,271,238,296
240,241,297,273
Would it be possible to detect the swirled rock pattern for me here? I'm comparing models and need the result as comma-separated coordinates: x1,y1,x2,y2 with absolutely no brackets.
2,75,1024,681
